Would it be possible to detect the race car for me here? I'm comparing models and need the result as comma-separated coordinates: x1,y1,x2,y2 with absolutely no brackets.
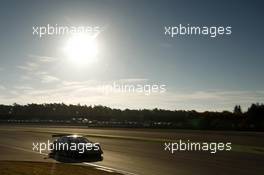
49,134,103,161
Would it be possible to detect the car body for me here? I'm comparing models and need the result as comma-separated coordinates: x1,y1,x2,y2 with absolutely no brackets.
49,134,103,161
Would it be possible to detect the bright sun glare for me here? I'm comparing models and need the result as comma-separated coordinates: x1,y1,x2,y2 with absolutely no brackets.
64,33,98,64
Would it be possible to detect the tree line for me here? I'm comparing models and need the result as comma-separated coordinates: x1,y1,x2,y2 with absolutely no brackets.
0,103,263,131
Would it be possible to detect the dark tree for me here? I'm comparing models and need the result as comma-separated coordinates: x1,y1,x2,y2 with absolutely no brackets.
233,105,242,114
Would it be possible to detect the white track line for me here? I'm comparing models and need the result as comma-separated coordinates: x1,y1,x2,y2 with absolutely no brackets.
83,162,138,175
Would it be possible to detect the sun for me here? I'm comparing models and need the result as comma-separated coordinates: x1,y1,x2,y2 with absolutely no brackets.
64,33,98,64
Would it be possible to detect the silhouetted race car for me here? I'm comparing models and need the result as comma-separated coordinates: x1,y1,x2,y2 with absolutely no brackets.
49,134,103,161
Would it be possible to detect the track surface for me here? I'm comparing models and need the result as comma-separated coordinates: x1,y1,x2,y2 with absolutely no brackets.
0,125,264,175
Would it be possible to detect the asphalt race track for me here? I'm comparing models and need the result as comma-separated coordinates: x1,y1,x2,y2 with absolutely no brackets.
0,125,264,175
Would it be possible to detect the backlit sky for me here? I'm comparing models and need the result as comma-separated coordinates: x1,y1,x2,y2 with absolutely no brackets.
0,0,264,111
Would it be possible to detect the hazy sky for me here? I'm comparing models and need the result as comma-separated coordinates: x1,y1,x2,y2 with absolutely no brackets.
0,0,263,111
